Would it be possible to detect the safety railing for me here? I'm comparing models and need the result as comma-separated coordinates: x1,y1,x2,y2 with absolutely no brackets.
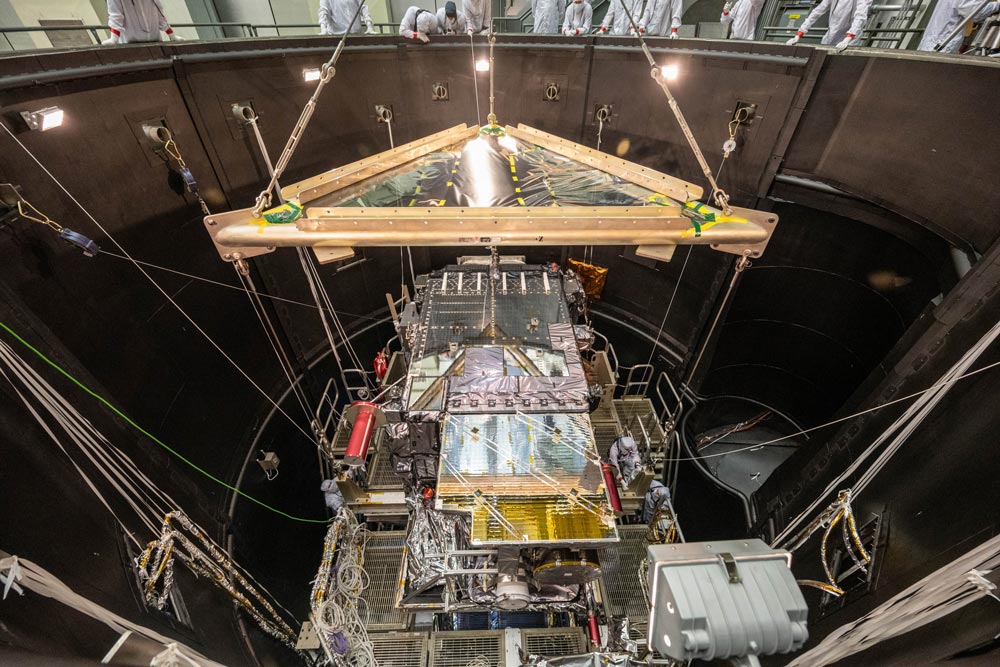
0,15,974,56
591,329,620,381
0,22,257,50
313,377,342,450
760,25,927,48
620,363,654,398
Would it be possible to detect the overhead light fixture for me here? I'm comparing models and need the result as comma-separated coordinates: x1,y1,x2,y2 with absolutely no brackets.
303,68,322,82
20,107,64,131
661,64,679,81
475,59,490,72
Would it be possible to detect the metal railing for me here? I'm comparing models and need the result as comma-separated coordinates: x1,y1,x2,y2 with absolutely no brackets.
3,12,993,56
0,22,257,49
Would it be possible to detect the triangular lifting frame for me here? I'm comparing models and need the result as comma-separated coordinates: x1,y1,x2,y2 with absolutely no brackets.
204,123,777,264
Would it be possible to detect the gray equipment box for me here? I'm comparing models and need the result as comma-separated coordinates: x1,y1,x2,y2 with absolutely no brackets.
646,539,809,662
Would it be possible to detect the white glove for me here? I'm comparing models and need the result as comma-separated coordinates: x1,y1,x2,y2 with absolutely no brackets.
102,33,120,45
417,32,430,43
669,29,678,39
563,27,572,36
365,24,377,34
786,33,801,45
835,33,854,51
168,33,183,41
723,0,733,10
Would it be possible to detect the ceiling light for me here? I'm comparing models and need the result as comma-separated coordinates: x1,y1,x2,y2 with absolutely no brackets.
303,68,322,82
475,59,490,72
661,64,679,81
20,107,64,131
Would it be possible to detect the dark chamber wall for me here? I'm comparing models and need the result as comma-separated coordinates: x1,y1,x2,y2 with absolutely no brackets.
0,35,998,666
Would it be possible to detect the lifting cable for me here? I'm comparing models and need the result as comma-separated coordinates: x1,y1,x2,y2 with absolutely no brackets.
0,120,316,446
773,317,1000,549
233,263,314,429
0,332,302,637
241,100,374,397
0,320,332,525
99,250,384,322
470,32,483,127
617,1,732,214
250,0,368,218
644,245,693,369
658,356,1000,464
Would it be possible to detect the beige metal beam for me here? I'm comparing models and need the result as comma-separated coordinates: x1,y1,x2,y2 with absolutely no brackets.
212,206,769,257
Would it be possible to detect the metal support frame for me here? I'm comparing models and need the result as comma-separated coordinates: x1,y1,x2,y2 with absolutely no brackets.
204,123,778,263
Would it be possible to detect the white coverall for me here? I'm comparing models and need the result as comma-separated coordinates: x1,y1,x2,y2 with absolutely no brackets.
106,0,174,44
563,0,593,34
437,7,469,34
796,0,875,45
720,0,766,40
532,0,562,33
399,6,442,39
600,0,644,34
464,0,490,33
917,0,999,52
319,0,375,35
639,0,683,36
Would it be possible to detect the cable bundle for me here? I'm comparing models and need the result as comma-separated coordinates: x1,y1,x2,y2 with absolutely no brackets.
311,510,378,667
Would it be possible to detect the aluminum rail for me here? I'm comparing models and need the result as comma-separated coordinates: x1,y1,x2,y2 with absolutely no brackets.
208,205,772,252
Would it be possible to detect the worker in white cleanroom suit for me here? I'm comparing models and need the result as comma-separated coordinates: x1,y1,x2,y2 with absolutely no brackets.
319,0,376,35
438,2,468,33
785,0,875,50
563,0,594,35
599,0,644,34
464,0,491,33
102,0,180,44
639,0,684,37
917,0,999,52
720,0,766,40
400,6,442,42
532,0,562,34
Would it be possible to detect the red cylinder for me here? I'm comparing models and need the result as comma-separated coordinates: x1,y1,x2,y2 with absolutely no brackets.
344,401,379,466
601,463,623,514
587,612,601,648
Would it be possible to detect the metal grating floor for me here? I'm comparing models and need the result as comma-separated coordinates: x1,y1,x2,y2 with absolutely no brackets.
362,531,410,630
369,446,404,491
521,628,586,657
430,630,505,667
369,632,428,667
599,524,651,622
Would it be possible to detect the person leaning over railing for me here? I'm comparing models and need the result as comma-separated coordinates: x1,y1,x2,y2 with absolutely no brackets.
785,0,875,51
464,0,491,33
917,0,999,52
399,5,443,42
563,0,593,35
102,0,181,44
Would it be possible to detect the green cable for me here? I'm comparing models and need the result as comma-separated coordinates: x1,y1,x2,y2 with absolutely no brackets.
0,320,331,525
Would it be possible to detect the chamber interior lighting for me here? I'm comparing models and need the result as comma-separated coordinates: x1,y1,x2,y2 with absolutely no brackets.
21,107,64,132
661,64,679,81
303,68,322,82
475,59,490,72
